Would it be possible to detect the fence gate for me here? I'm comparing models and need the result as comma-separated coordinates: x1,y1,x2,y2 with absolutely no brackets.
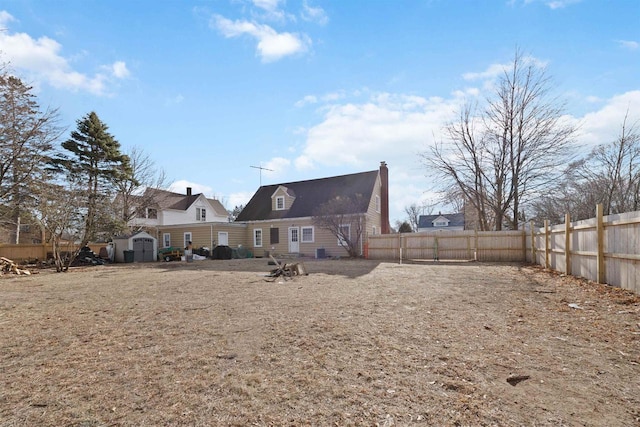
133,237,154,262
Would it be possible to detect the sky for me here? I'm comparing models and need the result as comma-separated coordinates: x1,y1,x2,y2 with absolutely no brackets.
1,0,639,225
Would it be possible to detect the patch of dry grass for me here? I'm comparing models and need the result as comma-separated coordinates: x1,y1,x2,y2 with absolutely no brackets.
1,259,639,426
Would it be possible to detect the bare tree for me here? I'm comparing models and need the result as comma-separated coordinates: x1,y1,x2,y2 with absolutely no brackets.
404,203,424,232
313,194,367,257
531,112,639,223
428,105,492,230
425,49,576,230
587,111,640,215
33,176,85,272
0,73,62,242
113,146,168,232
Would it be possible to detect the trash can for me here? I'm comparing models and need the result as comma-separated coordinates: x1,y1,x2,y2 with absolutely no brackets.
123,250,134,263
184,249,193,263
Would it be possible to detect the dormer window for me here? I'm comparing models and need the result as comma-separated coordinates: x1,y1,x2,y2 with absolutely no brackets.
434,220,447,227
276,196,285,210
196,207,206,221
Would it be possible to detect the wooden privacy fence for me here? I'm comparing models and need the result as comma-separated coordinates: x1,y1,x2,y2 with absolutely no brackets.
0,243,105,263
368,230,527,263
530,206,640,294
368,205,639,294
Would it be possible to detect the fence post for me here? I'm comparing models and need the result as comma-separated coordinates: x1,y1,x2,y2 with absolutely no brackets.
565,213,571,275
596,203,605,284
398,233,402,264
544,220,550,269
530,220,535,264
474,228,479,261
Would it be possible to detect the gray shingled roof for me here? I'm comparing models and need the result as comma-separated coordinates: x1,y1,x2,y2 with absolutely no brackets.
418,213,465,228
142,188,228,216
235,170,378,221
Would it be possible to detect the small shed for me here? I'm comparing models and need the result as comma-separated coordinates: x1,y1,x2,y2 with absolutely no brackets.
113,231,158,263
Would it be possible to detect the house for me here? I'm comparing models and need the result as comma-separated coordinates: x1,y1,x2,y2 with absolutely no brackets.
234,161,391,258
417,212,465,232
129,187,229,228
127,187,236,251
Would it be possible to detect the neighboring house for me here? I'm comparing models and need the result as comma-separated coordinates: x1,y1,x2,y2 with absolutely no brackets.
417,212,465,232
234,162,391,258
129,187,229,229
129,187,235,251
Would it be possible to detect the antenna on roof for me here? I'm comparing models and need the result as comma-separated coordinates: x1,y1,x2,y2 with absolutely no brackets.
250,164,273,186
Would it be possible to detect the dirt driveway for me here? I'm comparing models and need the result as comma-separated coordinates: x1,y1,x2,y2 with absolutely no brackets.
1,259,639,426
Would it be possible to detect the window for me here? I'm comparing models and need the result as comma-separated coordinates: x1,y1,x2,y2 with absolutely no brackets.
434,220,447,227
253,229,263,247
338,224,350,246
270,227,279,244
196,208,206,221
275,196,285,210
372,226,377,236
375,195,381,213
163,233,171,248
147,208,158,219
301,226,314,243
184,232,192,248
136,207,146,218
218,231,229,246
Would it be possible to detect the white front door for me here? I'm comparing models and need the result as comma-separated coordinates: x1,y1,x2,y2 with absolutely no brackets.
288,227,299,253
218,231,229,246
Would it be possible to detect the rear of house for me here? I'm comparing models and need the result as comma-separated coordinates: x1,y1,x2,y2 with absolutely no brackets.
234,162,390,258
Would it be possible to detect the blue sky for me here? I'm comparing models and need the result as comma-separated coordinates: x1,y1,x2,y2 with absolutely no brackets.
1,0,639,224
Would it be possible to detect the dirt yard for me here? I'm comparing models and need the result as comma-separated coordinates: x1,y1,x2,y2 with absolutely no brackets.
1,259,639,426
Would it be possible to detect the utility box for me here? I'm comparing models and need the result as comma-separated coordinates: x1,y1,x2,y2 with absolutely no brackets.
316,248,326,259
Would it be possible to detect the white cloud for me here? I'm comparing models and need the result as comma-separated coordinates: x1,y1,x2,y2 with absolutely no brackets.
521,0,583,9
301,0,328,25
295,92,460,171
575,90,640,148
111,61,130,78
263,157,291,176
211,14,310,62
0,10,16,26
463,55,547,82
0,12,129,95
616,40,639,51
169,180,216,198
252,0,282,13
164,94,185,107
294,95,318,107
226,191,254,209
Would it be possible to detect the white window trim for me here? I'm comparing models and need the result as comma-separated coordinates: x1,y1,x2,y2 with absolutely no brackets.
184,232,192,248
372,226,377,236
275,196,285,210
163,233,171,248
253,228,263,247
301,226,314,243
375,195,381,213
196,207,206,221
338,224,350,246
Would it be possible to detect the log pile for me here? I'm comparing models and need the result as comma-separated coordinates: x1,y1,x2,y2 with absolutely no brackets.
265,255,308,282
0,257,31,275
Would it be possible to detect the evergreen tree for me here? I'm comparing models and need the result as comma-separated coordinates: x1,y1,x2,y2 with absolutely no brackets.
56,111,131,243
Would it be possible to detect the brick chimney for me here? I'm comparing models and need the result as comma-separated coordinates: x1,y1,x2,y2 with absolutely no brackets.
380,161,390,234
186,187,192,196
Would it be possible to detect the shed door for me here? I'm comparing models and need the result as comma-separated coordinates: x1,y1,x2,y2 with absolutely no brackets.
133,237,154,262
